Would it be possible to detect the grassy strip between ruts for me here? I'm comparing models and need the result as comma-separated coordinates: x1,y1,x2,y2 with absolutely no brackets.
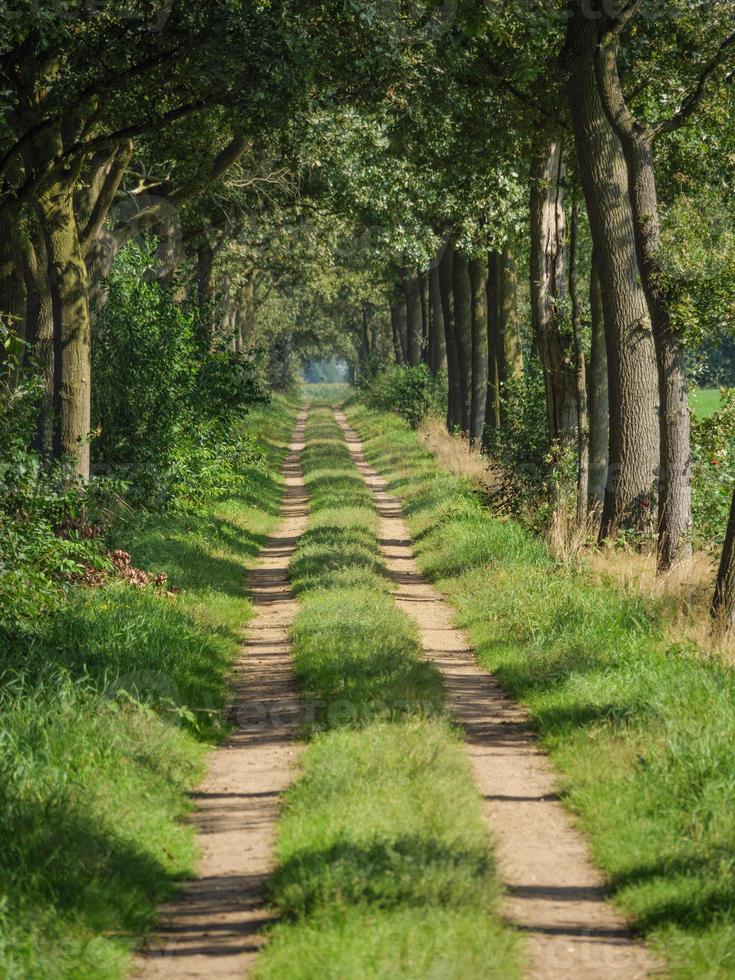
255,404,522,980
347,400,735,980
0,397,297,980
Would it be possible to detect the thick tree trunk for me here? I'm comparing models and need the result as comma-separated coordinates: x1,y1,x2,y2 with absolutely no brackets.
565,5,659,540
428,263,446,375
419,271,430,365
713,488,735,632
485,252,501,435
498,245,523,391
569,199,589,526
587,253,609,512
39,175,92,479
595,41,692,569
404,271,422,366
468,257,488,446
439,242,461,430
452,250,472,435
529,140,577,447
390,298,406,365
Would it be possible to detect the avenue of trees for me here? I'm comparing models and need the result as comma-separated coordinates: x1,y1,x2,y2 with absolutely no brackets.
2,0,735,628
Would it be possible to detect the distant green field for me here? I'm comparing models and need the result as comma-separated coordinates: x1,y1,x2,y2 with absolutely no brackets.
690,388,721,418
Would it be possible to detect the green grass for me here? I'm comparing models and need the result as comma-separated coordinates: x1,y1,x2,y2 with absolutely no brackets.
0,398,297,979
255,406,521,979
690,388,722,419
347,401,735,979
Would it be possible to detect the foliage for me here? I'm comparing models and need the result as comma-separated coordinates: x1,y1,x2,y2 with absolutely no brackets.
364,364,446,428
691,390,735,550
93,242,266,506
0,335,116,635
483,363,550,518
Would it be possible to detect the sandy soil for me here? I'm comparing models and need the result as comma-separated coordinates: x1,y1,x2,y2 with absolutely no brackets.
132,410,308,979
334,409,662,980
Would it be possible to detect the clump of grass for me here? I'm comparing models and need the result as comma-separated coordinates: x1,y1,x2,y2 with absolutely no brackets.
0,398,297,979
348,400,735,979
256,405,521,979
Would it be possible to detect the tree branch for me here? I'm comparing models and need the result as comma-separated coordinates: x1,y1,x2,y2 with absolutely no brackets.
598,0,644,45
654,30,735,137
80,140,134,257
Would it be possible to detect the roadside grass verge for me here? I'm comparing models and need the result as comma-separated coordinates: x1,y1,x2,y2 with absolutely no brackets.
347,401,735,980
0,399,296,979
255,405,521,979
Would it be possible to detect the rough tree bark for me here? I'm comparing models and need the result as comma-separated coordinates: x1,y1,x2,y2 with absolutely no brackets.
439,242,461,431
39,171,92,478
485,252,501,436
452,250,472,435
587,253,609,513
419,270,430,365
468,257,488,446
564,4,659,540
428,263,447,375
390,297,406,365
569,199,589,526
498,245,523,395
404,270,422,366
529,140,577,447
595,37,692,568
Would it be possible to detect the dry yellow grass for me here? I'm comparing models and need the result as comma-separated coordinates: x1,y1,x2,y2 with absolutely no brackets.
419,413,735,659
418,414,502,495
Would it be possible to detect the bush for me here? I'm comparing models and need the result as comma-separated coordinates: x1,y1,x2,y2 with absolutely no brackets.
365,365,446,428
92,241,266,504
691,388,735,550
0,329,115,636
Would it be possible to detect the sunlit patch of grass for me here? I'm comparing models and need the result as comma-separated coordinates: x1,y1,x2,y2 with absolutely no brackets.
348,401,735,979
256,404,522,979
0,397,298,979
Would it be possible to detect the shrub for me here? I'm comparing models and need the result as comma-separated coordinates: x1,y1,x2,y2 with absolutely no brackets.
691,388,735,550
92,241,266,504
365,365,446,428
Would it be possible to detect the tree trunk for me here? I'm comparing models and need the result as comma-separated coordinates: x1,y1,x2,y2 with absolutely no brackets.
485,252,501,436
419,270,430,365
452,250,472,435
713,487,735,632
595,40,692,569
469,257,488,446
428,263,447,375
529,140,577,447
390,298,406,365
565,5,659,540
39,175,92,479
569,199,589,526
404,271,422,366
498,245,523,391
23,220,55,457
439,242,461,430
587,252,609,513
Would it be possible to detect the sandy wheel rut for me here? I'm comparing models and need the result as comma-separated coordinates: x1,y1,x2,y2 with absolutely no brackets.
133,410,308,979
334,408,661,980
